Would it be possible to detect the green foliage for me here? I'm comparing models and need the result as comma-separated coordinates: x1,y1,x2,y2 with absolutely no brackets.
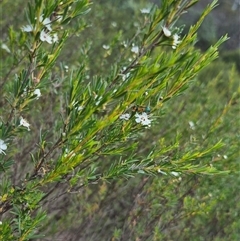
222,49,240,72
0,0,239,240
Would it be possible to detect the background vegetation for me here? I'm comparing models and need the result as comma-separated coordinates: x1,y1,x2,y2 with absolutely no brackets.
0,0,239,240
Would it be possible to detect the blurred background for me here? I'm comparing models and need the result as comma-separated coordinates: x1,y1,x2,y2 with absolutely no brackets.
1,0,239,240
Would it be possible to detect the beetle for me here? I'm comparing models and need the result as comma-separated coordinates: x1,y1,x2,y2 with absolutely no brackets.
132,105,150,113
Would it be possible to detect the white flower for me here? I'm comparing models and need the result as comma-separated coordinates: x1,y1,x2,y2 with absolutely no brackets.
0,139,7,155
77,106,84,111
188,121,195,130
172,34,181,49
140,8,151,14
120,113,130,121
56,15,63,22
157,169,167,175
19,117,30,131
122,41,127,48
171,171,180,177
102,44,110,50
1,43,11,53
131,45,139,54
122,72,130,81
121,67,131,81
162,26,171,37
111,22,117,27
135,112,151,127
33,89,41,99
21,15,52,34
39,31,58,44
95,96,102,106
40,30,53,44
64,65,69,72
52,33,58,43
21,25,34,32
39,15,52,31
